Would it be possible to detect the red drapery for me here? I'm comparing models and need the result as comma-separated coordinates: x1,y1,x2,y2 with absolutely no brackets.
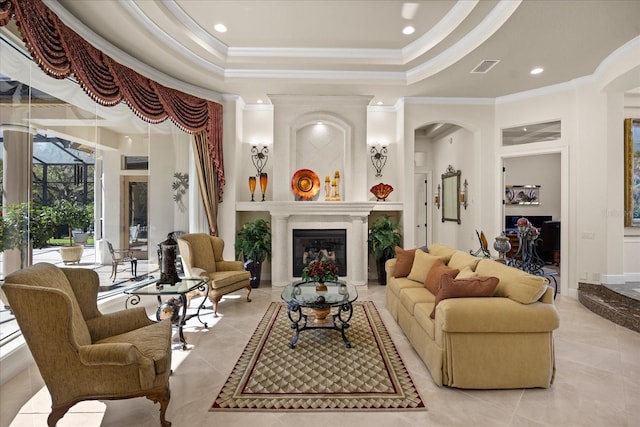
0,0,225,201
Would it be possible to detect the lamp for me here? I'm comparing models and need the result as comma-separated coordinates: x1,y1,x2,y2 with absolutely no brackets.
435,184,440,209
460,179,468,210
250,145,269,175
370,145,388,177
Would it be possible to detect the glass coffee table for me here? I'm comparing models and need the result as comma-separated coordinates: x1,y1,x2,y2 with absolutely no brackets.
281,280,358,349
123,277,210,350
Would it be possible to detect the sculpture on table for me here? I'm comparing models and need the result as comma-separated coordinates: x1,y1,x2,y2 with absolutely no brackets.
508,217,545,274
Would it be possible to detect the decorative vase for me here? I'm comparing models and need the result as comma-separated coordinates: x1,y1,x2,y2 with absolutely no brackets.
494,233,511,264
259,172,268,201
315,281,327,292
248,176,256,201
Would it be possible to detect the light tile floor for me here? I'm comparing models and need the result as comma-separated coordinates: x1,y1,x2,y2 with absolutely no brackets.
1,276,639,427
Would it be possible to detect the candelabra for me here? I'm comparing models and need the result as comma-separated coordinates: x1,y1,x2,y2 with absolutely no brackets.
250,145,268,174
508,226,545,274
370,145,388,177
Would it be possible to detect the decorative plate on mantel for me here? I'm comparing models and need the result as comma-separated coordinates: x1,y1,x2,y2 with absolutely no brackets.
291,169,320,200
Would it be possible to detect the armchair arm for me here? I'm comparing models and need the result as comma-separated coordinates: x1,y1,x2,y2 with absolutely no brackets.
85,307,154,342
216,260,245,271
190,267,209,277
78,343,146,366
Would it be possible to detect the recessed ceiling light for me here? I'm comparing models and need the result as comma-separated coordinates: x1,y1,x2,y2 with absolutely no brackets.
530,67,544,75
377,101,383,105
256,99,263,104
317,121,323,125
214,23,227,33
402,26,415,35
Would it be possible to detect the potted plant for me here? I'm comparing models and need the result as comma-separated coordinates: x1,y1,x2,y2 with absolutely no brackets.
52,200,93,264
1,203,56,269
235,218,272,288
368,215,402,285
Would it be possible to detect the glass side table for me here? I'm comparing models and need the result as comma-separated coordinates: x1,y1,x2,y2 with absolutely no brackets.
124,277,210,350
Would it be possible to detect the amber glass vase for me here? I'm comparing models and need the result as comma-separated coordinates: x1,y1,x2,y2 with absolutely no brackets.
248,176,257,201
259,172,268,201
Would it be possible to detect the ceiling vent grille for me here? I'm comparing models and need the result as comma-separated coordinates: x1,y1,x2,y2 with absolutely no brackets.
471,60,500,74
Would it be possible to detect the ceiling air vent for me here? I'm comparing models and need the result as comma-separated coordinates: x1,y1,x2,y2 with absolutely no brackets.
471,60,500,74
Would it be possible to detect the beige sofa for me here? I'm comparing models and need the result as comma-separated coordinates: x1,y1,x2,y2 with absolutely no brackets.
385,243,559,389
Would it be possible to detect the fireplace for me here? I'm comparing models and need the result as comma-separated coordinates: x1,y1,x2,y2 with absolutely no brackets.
292,229,347,277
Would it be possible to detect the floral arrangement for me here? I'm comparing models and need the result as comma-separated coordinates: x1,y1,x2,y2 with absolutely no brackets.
301,257,339,283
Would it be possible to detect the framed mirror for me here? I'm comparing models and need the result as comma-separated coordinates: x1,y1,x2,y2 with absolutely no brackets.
624,118,639,227
441,165,461,224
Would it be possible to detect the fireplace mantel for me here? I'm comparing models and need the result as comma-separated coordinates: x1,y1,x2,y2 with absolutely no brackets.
236,201,402,215
236,201,402,287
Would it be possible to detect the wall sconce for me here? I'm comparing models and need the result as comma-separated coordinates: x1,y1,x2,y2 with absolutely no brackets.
370,145,388,177
251,145,269,175
435,184,441,209
460,179,468,210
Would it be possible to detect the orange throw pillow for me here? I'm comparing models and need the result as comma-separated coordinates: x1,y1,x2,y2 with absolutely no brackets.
430,274,500,318
424,260,459,295
394,246,417,278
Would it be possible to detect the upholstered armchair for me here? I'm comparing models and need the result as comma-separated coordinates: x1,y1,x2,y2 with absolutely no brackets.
177,233,251,316
3,263,172,427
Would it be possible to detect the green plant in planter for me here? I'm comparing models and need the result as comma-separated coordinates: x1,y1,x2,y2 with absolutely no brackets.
51,200,93,246
368,215,402,285
1,203,56,268
235,219,272,288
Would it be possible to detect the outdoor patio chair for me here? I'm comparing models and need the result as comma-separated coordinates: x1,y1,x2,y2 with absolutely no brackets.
106,241,138,282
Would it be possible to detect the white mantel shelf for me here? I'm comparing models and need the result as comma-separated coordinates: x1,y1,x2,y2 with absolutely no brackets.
236,201,403,214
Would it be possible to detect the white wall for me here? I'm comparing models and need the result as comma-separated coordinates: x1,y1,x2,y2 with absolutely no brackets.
403,101,496,250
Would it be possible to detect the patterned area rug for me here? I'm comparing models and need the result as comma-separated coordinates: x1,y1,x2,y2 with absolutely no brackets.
211,301,426,412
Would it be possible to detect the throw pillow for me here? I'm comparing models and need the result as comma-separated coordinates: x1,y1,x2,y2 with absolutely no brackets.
407,249,446,283
427,243,457,263
424,260,459,295
475,259,548,304
456,266,478,279
430,274,500,318
394,246,417,278
448,251,482,271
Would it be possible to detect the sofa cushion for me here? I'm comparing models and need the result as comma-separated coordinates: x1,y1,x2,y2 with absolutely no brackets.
209,270,251,289
388,276,424,299
430,274,499,318
394,246,417,278
427,243,457,263
413,303,436,341
456,266,478,279
424,260,459,295
475,259,547,304
448,251,481,271
407,249,447,283
400,287,435,315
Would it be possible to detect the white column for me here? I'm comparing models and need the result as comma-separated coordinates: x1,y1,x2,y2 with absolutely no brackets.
271,213,290,286
349,214,367,286
2,122,33,275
